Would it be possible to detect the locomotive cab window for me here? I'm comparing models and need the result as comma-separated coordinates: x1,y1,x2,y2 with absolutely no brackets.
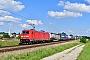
26,31,29,34
22,31,25,34
22,31,29,34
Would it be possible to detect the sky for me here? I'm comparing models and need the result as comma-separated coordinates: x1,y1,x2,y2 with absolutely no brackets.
0,0,90,36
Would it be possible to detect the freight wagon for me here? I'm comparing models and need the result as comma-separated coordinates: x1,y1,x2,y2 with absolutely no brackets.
68,36,75,40
50,33,57,40
50,33,60,41
50,33,69,41
20,29,50,44
70,36,75,40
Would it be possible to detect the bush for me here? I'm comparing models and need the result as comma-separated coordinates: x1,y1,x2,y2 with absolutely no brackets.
3,33,10,38
80,37,87,43
0,36,3,39
17,35,20,39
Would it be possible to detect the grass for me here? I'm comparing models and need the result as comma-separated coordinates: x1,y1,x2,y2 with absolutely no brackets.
0,40,20,47
0,42,80,60
77,42,90,60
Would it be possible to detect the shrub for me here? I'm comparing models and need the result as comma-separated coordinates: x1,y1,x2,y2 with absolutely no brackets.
17,35,20,39
80,37,87,43
0,36,3,39
3,33,10,38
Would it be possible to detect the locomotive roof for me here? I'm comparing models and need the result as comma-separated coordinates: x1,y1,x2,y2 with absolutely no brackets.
22,29,49,33
22,29,34,31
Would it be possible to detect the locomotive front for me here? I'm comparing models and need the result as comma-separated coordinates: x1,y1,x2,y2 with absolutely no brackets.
20,30,30,44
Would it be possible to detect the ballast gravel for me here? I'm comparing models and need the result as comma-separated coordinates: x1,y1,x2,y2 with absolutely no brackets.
42,44,85,60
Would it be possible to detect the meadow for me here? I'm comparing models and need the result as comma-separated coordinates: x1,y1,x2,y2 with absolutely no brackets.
0,40,20,47
77,42,90,60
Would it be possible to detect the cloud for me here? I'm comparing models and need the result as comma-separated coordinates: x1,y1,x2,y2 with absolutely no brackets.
85,0,90,4
58,1,90,13
0,16,21,22
47,10,82,18
57,1,65,6
0,0,25,11
0,10,10,16
0,0,24,24
26,20,43,25
20,24,29,28
0,22,4,25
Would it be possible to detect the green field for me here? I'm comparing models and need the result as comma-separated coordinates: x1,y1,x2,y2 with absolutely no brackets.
0,42,80,60
77,43,90,60
0,40,20,46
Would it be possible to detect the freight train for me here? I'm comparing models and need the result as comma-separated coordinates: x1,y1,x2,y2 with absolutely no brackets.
20,29,77,44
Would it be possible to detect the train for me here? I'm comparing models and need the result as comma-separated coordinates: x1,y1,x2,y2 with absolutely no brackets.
20,29,78,44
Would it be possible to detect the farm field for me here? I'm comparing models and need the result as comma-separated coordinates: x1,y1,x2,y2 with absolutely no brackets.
0,41,80,60
0,40,20,47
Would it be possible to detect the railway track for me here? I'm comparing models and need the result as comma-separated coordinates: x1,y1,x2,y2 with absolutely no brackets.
0,41,73,53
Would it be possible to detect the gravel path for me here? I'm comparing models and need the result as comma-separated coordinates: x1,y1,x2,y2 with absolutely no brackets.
42,44,85,60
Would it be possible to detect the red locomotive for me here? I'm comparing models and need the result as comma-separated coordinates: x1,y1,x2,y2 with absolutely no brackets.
20,29,50,44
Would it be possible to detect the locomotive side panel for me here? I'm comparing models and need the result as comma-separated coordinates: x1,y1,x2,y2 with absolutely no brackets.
43,32,50,40
33,32,42,40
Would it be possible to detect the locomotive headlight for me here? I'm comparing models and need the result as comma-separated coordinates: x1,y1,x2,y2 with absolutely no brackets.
26,36,29,37
21,36,23,37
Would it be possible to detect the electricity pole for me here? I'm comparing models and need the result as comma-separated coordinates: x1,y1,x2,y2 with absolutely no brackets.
29,24,35,30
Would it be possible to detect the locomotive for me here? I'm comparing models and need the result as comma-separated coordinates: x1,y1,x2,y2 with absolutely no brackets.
20,29,76,44
20,29,51,44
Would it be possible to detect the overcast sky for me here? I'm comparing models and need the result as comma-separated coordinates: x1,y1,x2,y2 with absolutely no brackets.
0,0,90,36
